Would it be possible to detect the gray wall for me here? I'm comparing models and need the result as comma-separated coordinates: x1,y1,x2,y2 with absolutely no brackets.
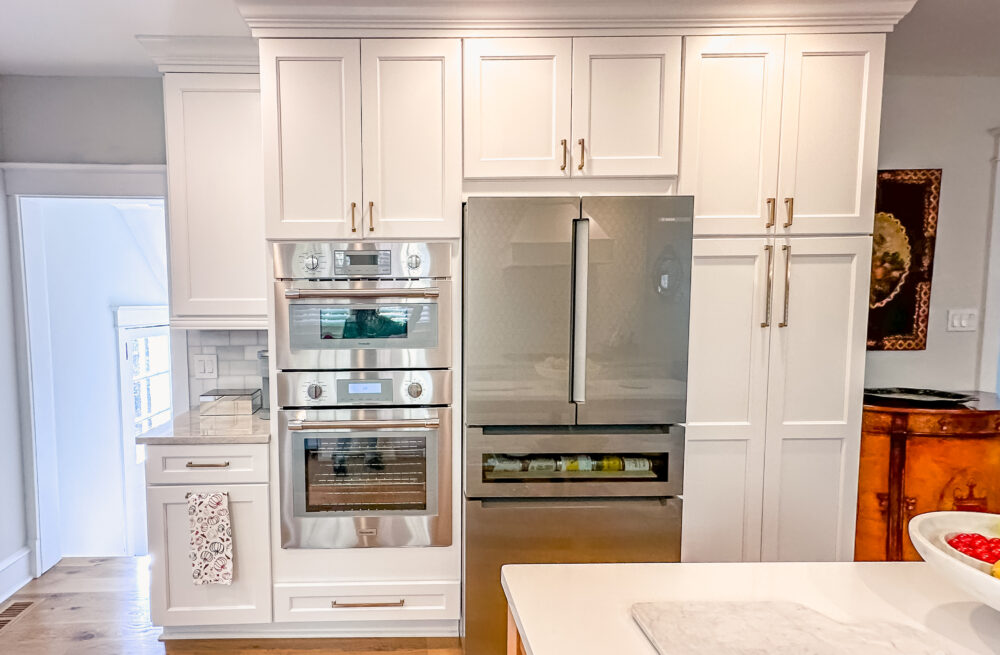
865,74,1000,391
0,75,165,164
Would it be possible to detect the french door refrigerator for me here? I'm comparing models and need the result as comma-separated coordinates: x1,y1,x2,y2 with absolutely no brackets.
462,196,693,654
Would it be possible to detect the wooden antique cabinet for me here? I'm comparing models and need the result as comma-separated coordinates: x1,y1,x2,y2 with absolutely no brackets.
855,396,1000,561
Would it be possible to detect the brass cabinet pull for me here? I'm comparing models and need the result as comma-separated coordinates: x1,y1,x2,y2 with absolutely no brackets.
765,197,776,229
783,197,794,228
577,138,585,170
368,201,374,232
331,599,405,609
761,244,774,328
560,139,567,171
350,201,357,233
778,244,791,328
185,461,230,468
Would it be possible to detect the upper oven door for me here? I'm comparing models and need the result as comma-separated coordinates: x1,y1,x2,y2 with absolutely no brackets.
275,280,453,370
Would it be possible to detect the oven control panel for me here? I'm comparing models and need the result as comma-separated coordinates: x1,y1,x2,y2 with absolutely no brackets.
334,250,391,276
276,370,453,408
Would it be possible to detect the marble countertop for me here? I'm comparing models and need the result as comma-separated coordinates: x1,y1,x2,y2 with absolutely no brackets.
136,409,270,445
501,562,1000,655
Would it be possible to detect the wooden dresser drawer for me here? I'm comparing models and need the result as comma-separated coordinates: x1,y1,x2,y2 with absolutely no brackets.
145,444,269,485
273,581,460,622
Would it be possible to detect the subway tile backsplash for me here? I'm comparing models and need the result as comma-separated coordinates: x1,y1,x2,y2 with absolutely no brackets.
187,330,268,408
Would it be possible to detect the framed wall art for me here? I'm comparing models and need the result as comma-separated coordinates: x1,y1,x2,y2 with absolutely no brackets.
867,168,942,351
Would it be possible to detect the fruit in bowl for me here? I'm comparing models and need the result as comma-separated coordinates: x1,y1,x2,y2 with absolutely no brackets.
945,532,1000,577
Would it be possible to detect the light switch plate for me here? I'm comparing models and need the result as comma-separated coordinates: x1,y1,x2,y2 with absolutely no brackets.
193,354,218,379
946,308,978,332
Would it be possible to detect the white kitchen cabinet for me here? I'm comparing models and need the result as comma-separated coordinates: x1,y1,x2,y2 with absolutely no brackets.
163,73,267,321
684,236,870,563
259,39,363,240
463,38,572,179
146,483,272,626
361,39,462,238
571,37,681,177
679,36,785,237
776,34,885,235
683,238,771,563
760,236,871,561
680,34,884,237
260,38,461,239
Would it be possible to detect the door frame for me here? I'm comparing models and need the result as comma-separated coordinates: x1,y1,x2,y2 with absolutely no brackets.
1,163,166,576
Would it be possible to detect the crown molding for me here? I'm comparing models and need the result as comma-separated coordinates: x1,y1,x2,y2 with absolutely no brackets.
135,36,259,74
234,0,918,35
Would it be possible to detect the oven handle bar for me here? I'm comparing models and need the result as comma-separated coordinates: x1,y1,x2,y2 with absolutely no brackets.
287,418,440,431
283,288,440,300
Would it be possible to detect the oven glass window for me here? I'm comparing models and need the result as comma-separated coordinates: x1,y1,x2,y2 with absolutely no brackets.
319,307,409,340
304,436,427,512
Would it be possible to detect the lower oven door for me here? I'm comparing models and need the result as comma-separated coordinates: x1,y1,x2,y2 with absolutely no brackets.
279,408,452,548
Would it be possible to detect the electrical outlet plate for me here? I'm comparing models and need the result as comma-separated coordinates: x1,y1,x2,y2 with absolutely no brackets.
193,354,218,379
946,309,978,332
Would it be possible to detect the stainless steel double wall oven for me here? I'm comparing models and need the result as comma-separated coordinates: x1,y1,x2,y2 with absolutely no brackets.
274,241,453,549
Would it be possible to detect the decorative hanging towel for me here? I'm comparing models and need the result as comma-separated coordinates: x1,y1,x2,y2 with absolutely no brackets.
187,491,234,585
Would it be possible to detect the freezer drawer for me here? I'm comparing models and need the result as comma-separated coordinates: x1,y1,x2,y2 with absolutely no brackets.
462,496,681,655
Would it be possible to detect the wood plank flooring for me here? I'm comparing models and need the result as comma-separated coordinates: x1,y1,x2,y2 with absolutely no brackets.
0,558,463,655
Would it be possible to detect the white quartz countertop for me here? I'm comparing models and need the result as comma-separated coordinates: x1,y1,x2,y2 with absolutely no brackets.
501,562,1000,655
136,409,270,445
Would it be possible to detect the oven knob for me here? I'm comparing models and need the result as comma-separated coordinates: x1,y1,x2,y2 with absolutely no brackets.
306,383,323,400
407,254,422,270
303,254,319,271
406,382,423,399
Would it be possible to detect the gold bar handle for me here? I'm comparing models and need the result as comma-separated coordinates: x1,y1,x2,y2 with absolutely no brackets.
350,202,357,233
560,139,567,171
778,244,791,328
332,599,405,609
765,197,776,229
761,244,774,328
368,201,375,232
783,197,794,228
185,461,230,468
577,138,585,171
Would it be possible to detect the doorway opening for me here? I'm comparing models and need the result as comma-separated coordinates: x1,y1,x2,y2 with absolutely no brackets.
19,196,169,567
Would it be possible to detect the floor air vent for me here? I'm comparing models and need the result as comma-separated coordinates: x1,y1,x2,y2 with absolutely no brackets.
0,601,33,631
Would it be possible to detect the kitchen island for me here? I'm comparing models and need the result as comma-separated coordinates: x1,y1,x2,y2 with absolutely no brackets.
502,562,1000,654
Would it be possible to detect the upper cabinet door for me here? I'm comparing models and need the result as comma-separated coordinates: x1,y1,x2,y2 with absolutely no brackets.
361,39,462,239
163,73,266,319
571,37,681,177
260,39,362,239
776,34,885,235
463,38,573,178
760,236,871,562
679,36,785,237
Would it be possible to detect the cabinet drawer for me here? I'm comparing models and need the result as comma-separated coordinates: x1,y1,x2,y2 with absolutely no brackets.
145,444,269,484
273,581,460,622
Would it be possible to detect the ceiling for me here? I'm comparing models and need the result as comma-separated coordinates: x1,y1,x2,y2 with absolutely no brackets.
0,0,996,77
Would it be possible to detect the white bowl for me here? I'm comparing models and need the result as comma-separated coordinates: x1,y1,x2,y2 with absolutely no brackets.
908,511,1000,612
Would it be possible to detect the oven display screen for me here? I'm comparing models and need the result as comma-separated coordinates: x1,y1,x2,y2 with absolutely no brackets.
348,382,383,395
345,253,379,266
319,308,409,340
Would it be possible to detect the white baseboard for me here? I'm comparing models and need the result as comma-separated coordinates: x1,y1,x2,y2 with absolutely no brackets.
0,547,32,605
160,619,460,640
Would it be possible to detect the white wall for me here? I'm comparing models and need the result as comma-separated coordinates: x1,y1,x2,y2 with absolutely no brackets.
0,75,165,164
20,197,167,556
865,74,1000,391
0,174,30,601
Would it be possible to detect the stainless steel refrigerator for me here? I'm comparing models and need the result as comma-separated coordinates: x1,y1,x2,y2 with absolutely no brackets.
462,196,694,654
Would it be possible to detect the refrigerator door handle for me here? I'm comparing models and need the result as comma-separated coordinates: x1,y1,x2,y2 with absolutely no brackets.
570,218,590,404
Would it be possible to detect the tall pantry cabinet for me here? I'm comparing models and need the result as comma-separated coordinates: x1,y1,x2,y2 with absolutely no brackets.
681,34,883,562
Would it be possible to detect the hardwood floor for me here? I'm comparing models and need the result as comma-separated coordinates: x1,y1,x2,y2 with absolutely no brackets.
0,558,463,655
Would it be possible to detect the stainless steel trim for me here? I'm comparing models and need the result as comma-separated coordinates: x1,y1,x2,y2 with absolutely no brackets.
287,418,440,431
783,197,794,228
185,461,230,468
283,287,440,300
761,244,774,328
779,244,791,328
570,218,589,404
332,600,405,608
766,197,776,228
277,370,452,408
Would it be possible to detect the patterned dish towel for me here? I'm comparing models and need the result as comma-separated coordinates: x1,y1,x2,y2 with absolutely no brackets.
187,492,234,585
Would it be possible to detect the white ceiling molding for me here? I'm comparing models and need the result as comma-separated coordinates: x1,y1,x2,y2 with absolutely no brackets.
135,36,259,74
234,0,919,35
